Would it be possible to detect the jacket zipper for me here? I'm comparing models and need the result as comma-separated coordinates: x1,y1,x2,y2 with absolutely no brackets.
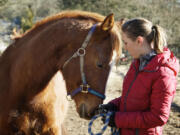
124,64,139,111
123,64,139,135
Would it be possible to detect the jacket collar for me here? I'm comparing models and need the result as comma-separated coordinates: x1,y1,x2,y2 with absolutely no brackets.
139,50,157,71
133,48,179,76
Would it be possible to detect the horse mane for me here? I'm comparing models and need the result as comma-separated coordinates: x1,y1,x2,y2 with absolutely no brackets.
22,10,105,37
35,10,105,26
32,10,122,58
1,11,105,60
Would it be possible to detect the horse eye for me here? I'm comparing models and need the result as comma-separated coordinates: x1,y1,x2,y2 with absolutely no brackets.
97,62,103,68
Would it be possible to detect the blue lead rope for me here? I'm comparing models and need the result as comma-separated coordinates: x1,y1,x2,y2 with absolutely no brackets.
88,112,120,135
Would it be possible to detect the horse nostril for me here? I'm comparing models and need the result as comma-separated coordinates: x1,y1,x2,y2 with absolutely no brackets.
16,131,25,135
89,109,96,117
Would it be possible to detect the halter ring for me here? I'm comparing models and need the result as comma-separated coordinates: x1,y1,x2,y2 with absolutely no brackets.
66,95,72,101
77,48,86,56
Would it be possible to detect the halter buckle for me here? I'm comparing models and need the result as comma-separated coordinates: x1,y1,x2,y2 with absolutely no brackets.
77,48,86,56
80,84,89,93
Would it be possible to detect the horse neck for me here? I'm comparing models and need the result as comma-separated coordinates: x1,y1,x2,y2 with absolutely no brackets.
0,31,63,101
10,44,62,98
0,18,92,102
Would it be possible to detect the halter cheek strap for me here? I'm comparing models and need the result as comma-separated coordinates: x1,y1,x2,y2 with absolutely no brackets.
63,24,106,100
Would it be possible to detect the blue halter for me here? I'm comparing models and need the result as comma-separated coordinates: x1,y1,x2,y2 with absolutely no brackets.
69,84,105,100
63,24,106,100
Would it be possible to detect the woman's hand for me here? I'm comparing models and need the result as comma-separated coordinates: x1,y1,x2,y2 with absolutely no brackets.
97,103,117,114
96,103,117,127
101,112,116,127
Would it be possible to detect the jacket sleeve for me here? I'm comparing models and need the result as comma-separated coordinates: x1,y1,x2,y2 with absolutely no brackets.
108,97,121,107
115,73,177,128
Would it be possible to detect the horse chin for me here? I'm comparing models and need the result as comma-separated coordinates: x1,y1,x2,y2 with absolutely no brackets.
80,115,91,120
79,112,93,120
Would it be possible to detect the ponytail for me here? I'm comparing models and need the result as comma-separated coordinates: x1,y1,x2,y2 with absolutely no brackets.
151,25,167,53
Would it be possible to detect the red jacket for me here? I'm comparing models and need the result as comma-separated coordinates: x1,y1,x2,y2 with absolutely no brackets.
110,48,179,135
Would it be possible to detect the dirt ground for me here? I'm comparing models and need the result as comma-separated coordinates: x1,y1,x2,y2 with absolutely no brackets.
64,64,180,135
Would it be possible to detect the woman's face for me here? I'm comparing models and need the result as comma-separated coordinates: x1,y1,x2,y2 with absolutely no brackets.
122,32,142,59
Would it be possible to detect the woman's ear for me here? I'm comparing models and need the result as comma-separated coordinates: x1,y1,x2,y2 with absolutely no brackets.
136,36,144,46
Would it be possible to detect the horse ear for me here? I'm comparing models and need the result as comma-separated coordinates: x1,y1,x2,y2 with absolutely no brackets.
119,18,126,25
101,13,114,31
115,18,126,29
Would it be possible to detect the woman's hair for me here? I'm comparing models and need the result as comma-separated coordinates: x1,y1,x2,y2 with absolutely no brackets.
121,18,167,53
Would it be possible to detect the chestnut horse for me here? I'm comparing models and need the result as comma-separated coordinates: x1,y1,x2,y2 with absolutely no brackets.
0,11,122,135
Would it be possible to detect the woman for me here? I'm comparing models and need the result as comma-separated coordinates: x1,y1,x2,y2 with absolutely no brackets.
99,18,179,135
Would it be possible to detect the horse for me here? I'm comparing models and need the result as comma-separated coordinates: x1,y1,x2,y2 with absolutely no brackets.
0,10,122,135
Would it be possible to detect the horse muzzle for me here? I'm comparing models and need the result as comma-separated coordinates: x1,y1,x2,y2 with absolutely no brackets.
78,103,97,120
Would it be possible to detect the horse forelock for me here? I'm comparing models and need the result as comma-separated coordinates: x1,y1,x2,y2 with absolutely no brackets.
110,24,122,65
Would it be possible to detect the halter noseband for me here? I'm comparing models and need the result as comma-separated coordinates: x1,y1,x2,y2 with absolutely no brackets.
62,24,106,100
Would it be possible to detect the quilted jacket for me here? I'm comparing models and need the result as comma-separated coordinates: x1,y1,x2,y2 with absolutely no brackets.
110,48,179,135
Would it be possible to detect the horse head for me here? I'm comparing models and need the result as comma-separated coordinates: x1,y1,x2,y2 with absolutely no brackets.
61,13,122,119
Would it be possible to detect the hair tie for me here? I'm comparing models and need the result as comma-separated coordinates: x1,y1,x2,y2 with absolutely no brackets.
151,25,156,32
151,25,156,39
